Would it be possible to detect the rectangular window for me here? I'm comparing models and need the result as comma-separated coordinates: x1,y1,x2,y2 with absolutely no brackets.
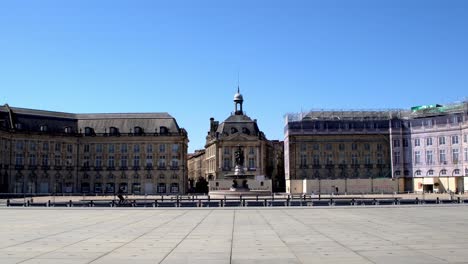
66,155,73,166
223,158,230,169
108,156,115,168
351,143,357,150
83,156,89,167
66,144,73,153
300,144,306,152
171,155,179,168
95,143,103,153
134,144,140,153
364,154,371,165
55,142,61,152
224,147,230,155
55,155,61,166
146,144,153,153
121,156,127,168
326,154,333,165
30,142,36,151
16,141,24,151
108,144,115,153
426,137,432,146
464,134,467,143
29,154,36,166
364,143,370,151
121,144,128,153
248,157,255,168
172,144,179,152
439,149,446,164
377,144,383,151
160,144,166,153
43,142,49,152
159,156,166,168
439,137,445,145
415,151,421,164
414,138,420,147
426,150,433,165
452,149,459,164
393,151,400,164
133,155,140,167
464,148,468,162
15,153,24,166
249,146,255,154
300,153,307,167
95,156,102,168
313,144,319,150
146,155,153,166
393,139,400,148
84,144,90,153
42,154,49,166
326,144,332,150
351,154,358,165
452,135,459,144
338,143,345,151
313,155,320,165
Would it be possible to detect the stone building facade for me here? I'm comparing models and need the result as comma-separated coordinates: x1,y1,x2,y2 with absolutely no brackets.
284,101,468,194
0,104,188,194
188,88,284,192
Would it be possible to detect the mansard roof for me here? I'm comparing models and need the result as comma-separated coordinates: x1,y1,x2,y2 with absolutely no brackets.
0,104,182,135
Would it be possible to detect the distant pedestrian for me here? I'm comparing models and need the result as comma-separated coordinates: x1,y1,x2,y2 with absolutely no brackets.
335,186,339,194
117,187,125,205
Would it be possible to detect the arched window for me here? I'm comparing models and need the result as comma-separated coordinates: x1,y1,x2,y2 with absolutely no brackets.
242,127,250,135
160,126,169,135
415,170,421,176
134,126,144,136
109,127,119,136
84,127,95,136
40,125,48,132
231,127,238,134
64,126,72,134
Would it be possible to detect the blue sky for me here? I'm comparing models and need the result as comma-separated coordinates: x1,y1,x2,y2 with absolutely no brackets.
1,0,467,152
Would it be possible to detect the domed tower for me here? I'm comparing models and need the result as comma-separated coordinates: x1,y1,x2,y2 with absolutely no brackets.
234,86,244,115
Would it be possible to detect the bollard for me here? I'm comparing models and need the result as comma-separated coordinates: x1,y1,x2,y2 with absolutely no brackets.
208,195,211,202
351,198,355,206
112,199,115,207
458,197,461,204
48,200,51,207
176,196,180,207
394,198,398,205
7,199,10,207
256,195,258,201
264,199,267,207
415,197,419,204
436,197,440,204
27,200,30,207
373,198,377,205
69,200,72,207
90,200,94,207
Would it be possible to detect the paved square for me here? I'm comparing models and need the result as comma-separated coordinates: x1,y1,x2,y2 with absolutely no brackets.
1,206,468,263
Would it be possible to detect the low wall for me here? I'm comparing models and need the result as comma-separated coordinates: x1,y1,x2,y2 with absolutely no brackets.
209,179,272,192
288,178,404,194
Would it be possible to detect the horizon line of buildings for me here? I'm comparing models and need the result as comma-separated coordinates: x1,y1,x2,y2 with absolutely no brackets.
1,93,467,194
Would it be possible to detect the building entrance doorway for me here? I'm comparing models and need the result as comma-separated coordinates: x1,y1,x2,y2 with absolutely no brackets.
455,177,464,193
423,184,433,193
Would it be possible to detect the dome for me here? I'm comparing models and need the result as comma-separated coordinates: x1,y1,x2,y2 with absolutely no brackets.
234,92,243,102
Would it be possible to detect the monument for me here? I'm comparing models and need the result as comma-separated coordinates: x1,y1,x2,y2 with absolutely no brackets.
226,145,253,191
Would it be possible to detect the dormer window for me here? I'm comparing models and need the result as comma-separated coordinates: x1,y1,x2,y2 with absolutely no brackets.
134,126,144,136
160,126,169,135
109,127,120,136
64,126,72,134
15,123,22,130
231,127,238,134
40,125,48,132
84,127,95,136
242,127,250,135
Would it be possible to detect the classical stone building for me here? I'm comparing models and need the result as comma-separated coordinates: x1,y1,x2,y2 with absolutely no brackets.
187,149,207,193
0,104,188,194
188,88,284,192
284,101,468,194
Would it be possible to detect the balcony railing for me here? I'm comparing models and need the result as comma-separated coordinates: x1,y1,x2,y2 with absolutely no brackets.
15,165,24,170
170,166,179,170
157,165,167,170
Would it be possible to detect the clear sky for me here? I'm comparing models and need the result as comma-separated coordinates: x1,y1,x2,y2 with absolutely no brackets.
1,0,467,152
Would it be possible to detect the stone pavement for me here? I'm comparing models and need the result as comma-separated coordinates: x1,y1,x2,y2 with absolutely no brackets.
1,206,468,264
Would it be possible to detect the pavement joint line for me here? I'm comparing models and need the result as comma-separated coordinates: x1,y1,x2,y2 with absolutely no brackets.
14,210,167,263
282,209,378,264
158,210,214,264
316,209,451,264
229,210,236,264
0,209,145,250
86,210,190,264
257,209,304,264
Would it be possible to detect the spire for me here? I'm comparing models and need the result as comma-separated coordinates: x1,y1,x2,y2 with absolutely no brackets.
237,85,240,94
